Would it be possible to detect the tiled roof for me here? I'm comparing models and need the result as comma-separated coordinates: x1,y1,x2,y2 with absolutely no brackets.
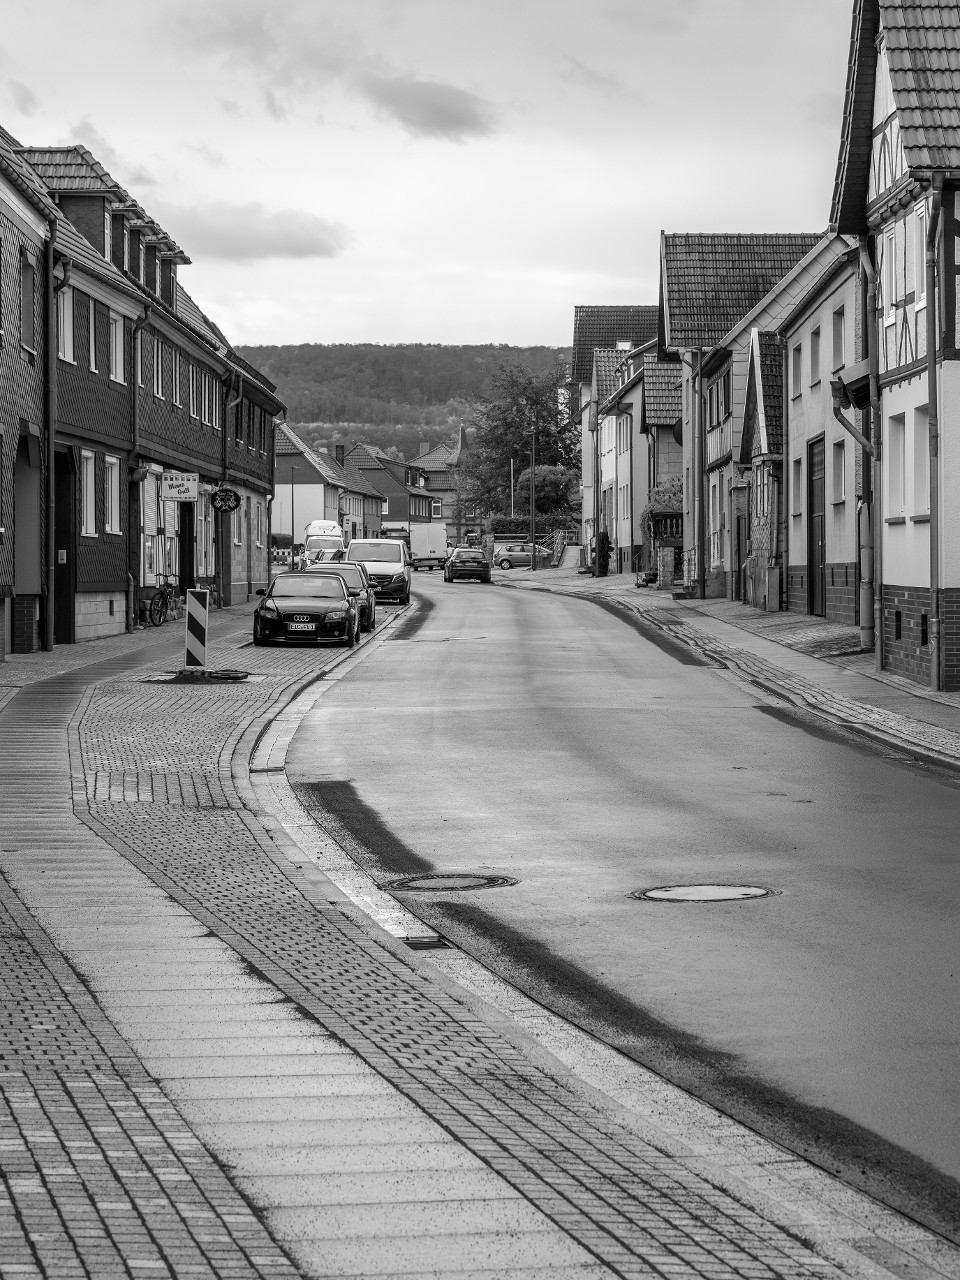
276,424,380,495
593,348,626,405
642,352,682,427
571,305,657,384
832,2,960,231
415,442,454,469
757,333,783,454
660,233,822,351
19,145,120,193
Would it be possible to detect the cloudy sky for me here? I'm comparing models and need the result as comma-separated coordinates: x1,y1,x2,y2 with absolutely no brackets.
0,0,852,346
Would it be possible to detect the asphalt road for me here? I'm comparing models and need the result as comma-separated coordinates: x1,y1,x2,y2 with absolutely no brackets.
286,573,960,1239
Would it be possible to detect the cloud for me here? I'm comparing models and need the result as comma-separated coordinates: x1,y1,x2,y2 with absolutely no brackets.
358,75,496,141
69,117,158,189
10,80,37,116
151,202,351,261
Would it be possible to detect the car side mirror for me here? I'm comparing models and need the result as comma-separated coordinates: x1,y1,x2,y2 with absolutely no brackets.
256,588,265,595
348,588,360,596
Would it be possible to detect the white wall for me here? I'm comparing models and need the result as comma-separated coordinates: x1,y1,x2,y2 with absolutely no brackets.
272,482,327,541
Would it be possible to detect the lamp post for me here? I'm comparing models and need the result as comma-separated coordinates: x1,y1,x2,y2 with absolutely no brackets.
529,427,537,572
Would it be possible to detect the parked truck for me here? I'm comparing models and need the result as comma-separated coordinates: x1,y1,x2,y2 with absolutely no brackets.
409,523,448,571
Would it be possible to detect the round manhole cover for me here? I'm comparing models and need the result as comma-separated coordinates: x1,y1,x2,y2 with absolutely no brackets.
384,872,518,892
632,884,773,902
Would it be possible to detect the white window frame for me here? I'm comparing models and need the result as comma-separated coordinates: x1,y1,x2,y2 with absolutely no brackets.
213,381,221,432
431,499,442,518
109,311,124,383
153,336,164,399
915,202,927,309
883,228,896,325
201,372,211,426
809,326,820,386
57,285,74,362
256,501,264,548
914,406,930,514
832,440,845,503
172,351,181,405
80,450,96,537
89,298,97,372
791,344,802,397
832,307,845,372
104,455,121,534
104,208,112,262
136,329,144,387
888,413,906,515
189,365,198,419
233,504,243,546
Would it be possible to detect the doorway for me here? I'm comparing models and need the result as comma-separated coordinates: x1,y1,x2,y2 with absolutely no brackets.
178,501,195,591
808,438,826,616
53,449,76,645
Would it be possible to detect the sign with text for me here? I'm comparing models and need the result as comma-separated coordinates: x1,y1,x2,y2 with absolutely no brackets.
161,471,199,502
210,487,241,513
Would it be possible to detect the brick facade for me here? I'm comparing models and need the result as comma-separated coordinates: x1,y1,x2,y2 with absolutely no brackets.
882,584,932,685
11,595,39,653
824,562,858,625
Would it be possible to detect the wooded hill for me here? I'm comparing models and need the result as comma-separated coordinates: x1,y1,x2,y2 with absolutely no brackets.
235,342,570,459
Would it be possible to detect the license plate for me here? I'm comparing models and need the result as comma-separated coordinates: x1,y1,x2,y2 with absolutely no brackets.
287,622,314,631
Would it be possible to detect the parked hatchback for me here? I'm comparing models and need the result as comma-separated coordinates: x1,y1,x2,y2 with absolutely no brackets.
253,573,359,647
304,562,377,632
444,548,491,583
495,542,552,570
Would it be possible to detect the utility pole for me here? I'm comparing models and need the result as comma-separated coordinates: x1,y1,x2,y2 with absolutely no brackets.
529,427,537,572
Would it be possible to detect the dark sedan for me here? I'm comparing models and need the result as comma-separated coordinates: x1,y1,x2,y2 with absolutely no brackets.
303,563,377,632
253,574,359,647
444,548,491,583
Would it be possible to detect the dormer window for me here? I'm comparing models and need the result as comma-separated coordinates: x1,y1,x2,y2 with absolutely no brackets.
104,208,112,261
123,225,130,273
138,240,145,284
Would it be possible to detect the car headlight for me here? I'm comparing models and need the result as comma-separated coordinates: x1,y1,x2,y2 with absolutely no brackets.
327,610,346,621
391,572,406,584
260,600,279,616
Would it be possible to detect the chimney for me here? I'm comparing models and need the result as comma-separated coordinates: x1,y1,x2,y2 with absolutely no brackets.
335,445,345,467
418,440,430,457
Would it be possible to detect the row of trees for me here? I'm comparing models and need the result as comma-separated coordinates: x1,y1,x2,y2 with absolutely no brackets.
458,358,581,522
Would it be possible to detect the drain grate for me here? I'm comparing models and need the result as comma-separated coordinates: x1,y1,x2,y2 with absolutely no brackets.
631,884,774,902
402,934,453,950
384,872,518,893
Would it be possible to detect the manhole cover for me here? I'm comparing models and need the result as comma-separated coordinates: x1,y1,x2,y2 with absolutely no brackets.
632,884,774,902
384,872,518,892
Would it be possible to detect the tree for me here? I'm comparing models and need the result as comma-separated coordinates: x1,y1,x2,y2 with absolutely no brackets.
459,358,577,516
514,465,579,516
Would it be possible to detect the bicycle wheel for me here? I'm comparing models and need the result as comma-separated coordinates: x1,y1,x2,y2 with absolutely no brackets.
149,591,168,627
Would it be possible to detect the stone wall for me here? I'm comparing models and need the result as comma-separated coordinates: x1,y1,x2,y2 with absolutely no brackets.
74,591,126,642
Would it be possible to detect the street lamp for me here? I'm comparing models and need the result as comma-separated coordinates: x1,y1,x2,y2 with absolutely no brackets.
588,397,600,575
529,426,537,573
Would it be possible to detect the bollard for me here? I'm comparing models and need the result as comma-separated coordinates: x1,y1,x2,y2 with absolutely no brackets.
184,589,209,669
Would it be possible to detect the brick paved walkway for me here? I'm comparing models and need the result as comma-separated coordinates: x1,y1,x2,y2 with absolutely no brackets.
1,604,959,1278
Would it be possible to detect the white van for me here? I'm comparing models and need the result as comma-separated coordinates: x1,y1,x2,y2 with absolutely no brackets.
301,519,345,568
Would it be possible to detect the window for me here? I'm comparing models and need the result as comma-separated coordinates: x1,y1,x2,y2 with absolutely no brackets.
256,501,264,547
431,499,442,518
81,450,96,536
123,225,130,273
248,402,255,451
212,380,221,431
104,456,120,533
89,299,98,372
136,330,144,386
792,457,802,516
720,369,731,418
888,413,905,514
172,352,181,405
791,344,802,396
20,252,36,351
189,365,198,418
201,372,211,425
138,240,145,284
104,207,112,261
832,307,845,371
810,327,820,385
153,337,163,398
234,504,243,545
57,285,74,361
915,203,927,308
259,414,266,456
883,228,896,323
832,440,845,503
914,406,930,513
235,398,244,444
109,312,124,383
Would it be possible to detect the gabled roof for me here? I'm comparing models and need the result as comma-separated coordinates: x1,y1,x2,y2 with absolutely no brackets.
347,443,424,497
415,442,454,469
593,348,626,406
642,351,682,427
571,305,657,384
659,233,822,352
276,424,381,495
740,330,784,461
831,2,960,233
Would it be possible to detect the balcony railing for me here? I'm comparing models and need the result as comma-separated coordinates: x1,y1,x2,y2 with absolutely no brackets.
706,418,733,468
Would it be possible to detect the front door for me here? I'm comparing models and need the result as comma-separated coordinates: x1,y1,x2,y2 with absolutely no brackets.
53,450,76,645
808,439,826,617
178,501,195,591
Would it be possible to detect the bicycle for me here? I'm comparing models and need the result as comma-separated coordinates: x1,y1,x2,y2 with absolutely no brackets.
148,574,178,627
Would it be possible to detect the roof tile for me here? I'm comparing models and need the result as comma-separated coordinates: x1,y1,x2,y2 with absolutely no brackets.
571,305,657,384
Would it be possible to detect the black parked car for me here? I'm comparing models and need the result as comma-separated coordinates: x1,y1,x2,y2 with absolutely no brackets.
253,574,359,647
303,562,377,632
444,548,491,583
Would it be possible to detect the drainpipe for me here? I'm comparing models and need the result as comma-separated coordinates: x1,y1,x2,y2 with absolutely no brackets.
780,338,789,610
42,220,59,651
127,305,150,631
130,305,151,464
926,176,944,690
860,240,883,671
694,351,706,599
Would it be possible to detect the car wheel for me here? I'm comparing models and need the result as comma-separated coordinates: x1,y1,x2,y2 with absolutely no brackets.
361,607,372,634
401,590,410,605
345,619,356,648
498,559,511,570
369,605,376,631
253,619,267,646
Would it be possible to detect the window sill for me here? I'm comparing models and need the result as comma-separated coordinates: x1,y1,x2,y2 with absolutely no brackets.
80,531,98,539
885,516,906,525
910,513,931,523
810,379,821,389
831,498,846,506
791,511,802,519
105,528,122,537
58,355,76,365
110,375,126,386
916,300,927,313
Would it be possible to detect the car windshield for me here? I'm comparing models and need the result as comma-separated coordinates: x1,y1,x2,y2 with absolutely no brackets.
270,576,345,599
305,536,342,551
309,566,363,588
455,552,486,562
347,542,402,562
